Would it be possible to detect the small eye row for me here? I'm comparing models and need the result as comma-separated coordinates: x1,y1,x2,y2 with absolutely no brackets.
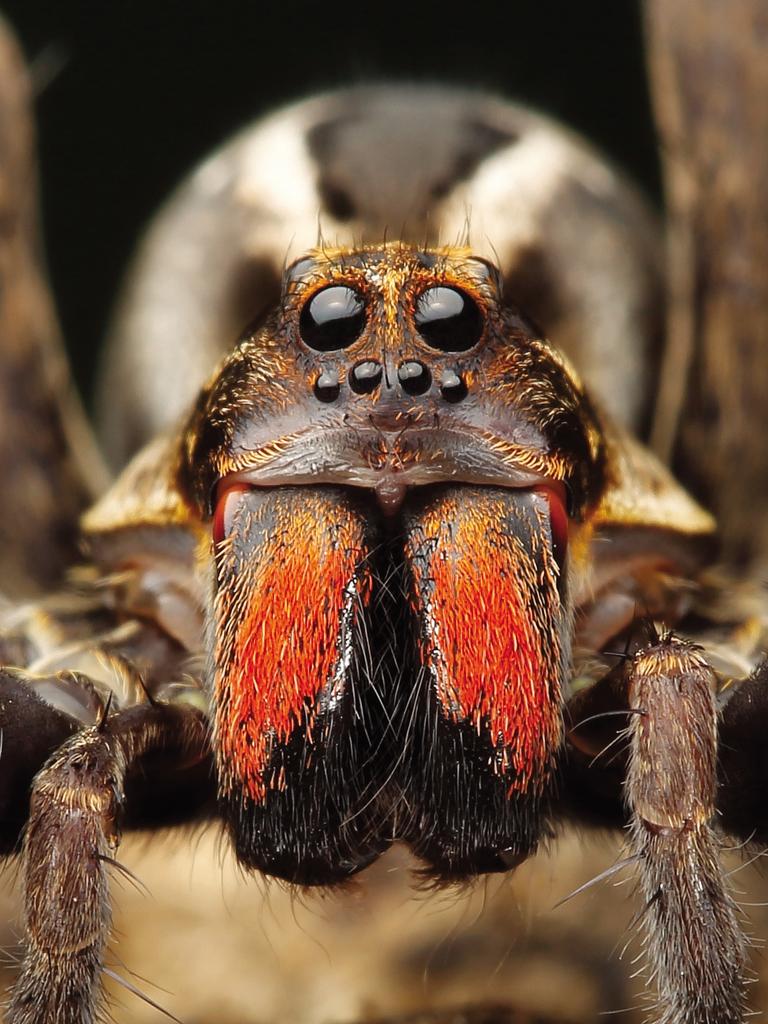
299,284,484,354
313,360,469,403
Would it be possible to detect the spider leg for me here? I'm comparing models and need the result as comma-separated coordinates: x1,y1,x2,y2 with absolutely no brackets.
564,635,749,1023
624,636,747,1024
4,694,209,1024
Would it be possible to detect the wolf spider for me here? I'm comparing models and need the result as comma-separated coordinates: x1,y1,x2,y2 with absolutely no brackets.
0,16,767,1024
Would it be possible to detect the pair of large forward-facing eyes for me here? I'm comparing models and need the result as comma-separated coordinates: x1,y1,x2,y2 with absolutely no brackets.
299,284,484,353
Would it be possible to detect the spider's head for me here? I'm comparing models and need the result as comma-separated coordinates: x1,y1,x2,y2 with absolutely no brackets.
170,244,614,883
180,242,605,531
85,244,713,887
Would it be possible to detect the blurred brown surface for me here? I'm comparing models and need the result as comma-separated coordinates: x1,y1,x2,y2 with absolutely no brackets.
646,0,768,568
0,14,106,597
3,827,766,1024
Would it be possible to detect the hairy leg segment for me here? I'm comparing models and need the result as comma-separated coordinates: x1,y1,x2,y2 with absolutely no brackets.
1,685,210,1024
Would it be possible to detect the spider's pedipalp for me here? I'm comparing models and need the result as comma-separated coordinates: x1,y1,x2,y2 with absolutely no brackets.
624,637,748,1024
7,726,123,1024
562,634,762,1023
4,699,210,1024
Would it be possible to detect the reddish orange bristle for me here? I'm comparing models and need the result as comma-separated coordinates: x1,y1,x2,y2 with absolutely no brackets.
408,492,563,795
213,493,371,803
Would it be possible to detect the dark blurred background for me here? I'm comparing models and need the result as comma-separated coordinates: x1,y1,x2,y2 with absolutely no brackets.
3,0,658,401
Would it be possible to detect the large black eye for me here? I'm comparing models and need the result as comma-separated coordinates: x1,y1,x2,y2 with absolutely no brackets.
299,285,366,351
414,286,483,352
